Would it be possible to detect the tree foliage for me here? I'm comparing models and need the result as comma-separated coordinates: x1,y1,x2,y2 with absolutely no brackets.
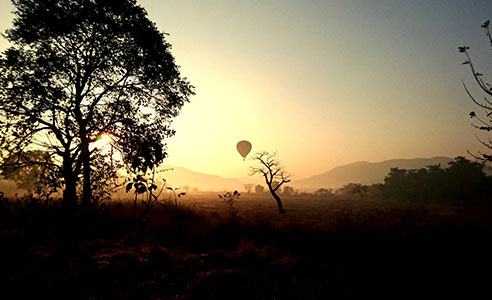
313,188,333,198
459,19,492,163
254,184,265,194
243,183,254,194
0,0,193,209
381,157,489,203
282,186,296,196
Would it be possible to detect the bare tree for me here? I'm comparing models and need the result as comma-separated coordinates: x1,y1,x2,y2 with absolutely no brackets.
459,20,492,163
250,151,291,213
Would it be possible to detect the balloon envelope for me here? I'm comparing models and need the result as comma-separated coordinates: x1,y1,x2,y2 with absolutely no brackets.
236,140,252,159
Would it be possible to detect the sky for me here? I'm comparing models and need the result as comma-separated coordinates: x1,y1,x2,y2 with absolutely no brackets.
1,0,492,180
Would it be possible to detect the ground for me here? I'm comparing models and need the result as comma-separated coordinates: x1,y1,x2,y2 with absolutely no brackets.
1,194,491,299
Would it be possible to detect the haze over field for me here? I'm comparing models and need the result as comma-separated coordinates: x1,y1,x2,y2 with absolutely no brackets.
0,156,462,194
291,156,454,189
1,1,492,180
160,157,462,191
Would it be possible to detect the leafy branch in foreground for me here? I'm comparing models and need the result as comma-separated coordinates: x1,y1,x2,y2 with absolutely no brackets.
459,19,492,163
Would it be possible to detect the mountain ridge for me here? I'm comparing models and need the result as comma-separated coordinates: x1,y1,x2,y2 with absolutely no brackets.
291,156,454,190
156,165,244,191
0,156,472,194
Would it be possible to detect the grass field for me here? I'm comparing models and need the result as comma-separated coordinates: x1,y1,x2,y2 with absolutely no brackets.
1,193,491,299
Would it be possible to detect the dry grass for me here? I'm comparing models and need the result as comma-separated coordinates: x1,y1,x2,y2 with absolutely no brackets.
1,193,491,299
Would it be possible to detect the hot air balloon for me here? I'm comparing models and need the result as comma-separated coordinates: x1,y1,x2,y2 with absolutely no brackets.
236,140,252,160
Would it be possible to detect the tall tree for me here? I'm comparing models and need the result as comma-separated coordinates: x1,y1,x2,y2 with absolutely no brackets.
250,151,291,213
459,20,492,163
0,0,194,210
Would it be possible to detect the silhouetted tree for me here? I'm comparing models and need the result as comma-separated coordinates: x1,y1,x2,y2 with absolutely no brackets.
335,183,359,198
314,188,328,196
368,183,384,200
243,183,254,194
381,157,489,203
335,183,373,200
352,184,369,200
282,186,295,196
250,151,291,213
381,168,408,200
254,184,265,194
446,156,488,202
272,180,283,194
459,19,492,163
314,188,334,198
0,0,193,211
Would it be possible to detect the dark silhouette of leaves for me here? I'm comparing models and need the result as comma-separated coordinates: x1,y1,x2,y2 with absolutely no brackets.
126,183,133,193
460,19,492,164
0,0,194,209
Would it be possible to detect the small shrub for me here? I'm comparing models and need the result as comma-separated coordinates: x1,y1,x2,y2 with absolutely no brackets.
218,191,240,219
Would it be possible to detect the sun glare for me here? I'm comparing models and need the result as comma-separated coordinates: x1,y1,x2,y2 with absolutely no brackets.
99,134,112,145
93,133,113,150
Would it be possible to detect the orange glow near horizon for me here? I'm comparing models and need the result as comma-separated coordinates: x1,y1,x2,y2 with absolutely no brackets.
138,0,490,180
1,1,491,180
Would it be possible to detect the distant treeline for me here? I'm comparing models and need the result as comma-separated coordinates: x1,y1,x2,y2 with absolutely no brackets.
2,156,490,205
249,157,491,203
379,156,490,203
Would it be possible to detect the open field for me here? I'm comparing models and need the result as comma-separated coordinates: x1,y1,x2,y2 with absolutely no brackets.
1,194,492,299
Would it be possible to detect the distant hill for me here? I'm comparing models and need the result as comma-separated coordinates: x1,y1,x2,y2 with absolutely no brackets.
4,157,487,195
155,165,243,192
291,157,454,190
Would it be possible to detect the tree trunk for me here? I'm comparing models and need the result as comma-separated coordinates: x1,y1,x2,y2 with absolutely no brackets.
62,154,77,213
81,139,92,209
269,187,285,213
